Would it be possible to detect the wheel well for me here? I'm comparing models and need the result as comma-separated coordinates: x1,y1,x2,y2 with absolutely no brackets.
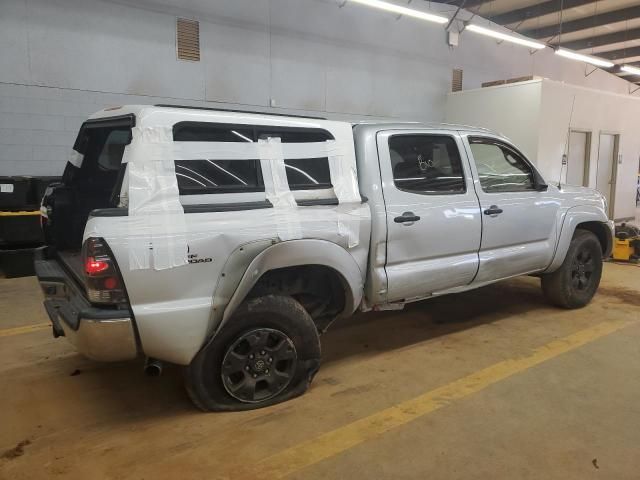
576,221,610,255
246,265,348,333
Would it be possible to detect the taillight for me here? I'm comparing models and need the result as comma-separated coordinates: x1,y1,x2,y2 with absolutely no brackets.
85,258,110,274
81,237,127,305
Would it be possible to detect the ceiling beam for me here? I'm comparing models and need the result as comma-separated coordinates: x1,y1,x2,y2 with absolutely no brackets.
488,0,595,26
436,0,488,12
520,5,640,39
598,45,640,61
554,27,640,50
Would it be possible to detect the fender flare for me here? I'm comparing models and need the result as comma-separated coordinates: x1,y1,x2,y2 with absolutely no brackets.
544,205,614,273
217,239,365,332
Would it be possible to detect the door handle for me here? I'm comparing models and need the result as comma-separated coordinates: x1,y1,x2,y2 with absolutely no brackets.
483,205,503,216
394,212,421,224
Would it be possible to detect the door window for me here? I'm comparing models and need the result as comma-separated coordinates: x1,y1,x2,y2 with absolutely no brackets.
469,138,535,192
388,135,465,194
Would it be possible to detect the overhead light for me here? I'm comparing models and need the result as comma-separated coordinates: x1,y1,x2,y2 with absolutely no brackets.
621,64,640,76
554,48,614,68
465,24,546,49
348,0,448,24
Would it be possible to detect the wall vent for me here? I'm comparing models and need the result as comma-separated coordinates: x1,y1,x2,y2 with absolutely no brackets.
482,75,536,88
176,18,200,61
452,69,463,92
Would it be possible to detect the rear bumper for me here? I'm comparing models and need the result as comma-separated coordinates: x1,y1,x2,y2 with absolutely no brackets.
35,247,138,362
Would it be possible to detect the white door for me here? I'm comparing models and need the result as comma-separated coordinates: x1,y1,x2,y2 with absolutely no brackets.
566,131,589,187
377,130,482,302
463,135,561,283
596,133,617,218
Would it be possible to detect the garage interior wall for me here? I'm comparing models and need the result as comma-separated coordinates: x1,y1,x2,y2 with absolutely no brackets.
446,79,639,221
1,0,639,176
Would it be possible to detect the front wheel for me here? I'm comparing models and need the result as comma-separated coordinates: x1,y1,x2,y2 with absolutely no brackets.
184,295,321,411
541,230,603,309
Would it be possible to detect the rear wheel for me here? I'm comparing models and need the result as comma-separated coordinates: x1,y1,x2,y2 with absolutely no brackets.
541,230,603,309
185,295,321,411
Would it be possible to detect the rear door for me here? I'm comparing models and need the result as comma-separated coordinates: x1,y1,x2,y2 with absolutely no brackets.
377,130,482,302
463,135,560,283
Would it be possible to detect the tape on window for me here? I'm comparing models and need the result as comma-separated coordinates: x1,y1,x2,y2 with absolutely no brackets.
124,126,188,270
69,150,84,168
258,138,301,240
119,129,365,270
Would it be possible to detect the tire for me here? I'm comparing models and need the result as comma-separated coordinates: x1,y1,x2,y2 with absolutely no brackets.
185,295,321,412
541,230,603,309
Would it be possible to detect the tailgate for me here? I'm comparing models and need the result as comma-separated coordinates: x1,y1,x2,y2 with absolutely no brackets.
56,250,85,289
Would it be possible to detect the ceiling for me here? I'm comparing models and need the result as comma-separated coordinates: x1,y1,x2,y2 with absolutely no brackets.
436,0,640,85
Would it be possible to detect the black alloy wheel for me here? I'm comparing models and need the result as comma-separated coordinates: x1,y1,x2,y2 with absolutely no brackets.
221,328,298,403
570,247,595,291
185,295,321,411
541,230,603,309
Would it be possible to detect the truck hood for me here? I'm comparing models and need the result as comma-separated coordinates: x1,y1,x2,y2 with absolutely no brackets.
556,184,608,211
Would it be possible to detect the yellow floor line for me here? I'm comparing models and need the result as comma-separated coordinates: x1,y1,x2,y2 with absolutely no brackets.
0,323,51,338
237,319,635,479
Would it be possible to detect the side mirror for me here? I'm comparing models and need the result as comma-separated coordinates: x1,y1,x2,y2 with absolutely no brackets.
532,170,548,191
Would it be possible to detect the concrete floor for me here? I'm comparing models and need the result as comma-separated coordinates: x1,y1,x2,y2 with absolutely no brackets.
0,263,638,480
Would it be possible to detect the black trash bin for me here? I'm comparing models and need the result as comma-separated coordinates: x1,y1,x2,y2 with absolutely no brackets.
0,177,33,211
0,246,37,278
0,211,44,247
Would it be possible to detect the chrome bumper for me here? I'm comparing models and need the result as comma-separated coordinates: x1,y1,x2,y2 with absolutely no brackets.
52,310,138,362
36,247,138,362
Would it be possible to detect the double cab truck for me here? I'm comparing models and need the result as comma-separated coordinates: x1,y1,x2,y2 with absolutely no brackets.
36,105,614,411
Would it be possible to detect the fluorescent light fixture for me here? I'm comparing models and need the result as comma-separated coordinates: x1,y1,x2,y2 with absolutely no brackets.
621,64,640,76
554,48,614,68
465,24,546,49
348,0,448,24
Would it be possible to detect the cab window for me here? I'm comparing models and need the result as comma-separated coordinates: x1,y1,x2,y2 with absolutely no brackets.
389,134,466,194
468,138,535,192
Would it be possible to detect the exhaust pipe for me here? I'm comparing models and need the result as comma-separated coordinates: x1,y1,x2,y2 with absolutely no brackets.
144,358,163,377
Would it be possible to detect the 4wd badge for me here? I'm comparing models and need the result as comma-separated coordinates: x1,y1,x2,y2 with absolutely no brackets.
188,253,213,264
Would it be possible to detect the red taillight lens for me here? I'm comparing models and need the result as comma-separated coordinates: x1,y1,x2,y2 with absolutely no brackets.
81,237,127,305
85,258,110,275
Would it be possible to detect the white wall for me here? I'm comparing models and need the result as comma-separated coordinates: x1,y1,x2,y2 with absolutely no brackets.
1,0,639,176
445,80,542,161
538,80,640,221
445,79,639,221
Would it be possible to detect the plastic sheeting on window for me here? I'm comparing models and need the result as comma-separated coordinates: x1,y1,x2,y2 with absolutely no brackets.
119,125,364,270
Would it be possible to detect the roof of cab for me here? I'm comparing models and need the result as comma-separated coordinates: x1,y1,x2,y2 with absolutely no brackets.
351,120,496,135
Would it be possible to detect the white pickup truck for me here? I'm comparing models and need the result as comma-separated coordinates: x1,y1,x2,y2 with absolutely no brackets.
36,105,614,411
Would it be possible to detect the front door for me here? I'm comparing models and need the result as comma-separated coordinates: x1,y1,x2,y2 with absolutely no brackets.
463,135,561,284
377,130,482,302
